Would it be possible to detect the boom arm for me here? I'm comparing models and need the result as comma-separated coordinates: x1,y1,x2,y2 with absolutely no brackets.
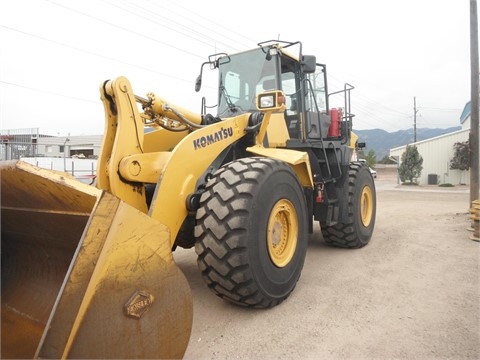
97,77,252,247
97,77,205,209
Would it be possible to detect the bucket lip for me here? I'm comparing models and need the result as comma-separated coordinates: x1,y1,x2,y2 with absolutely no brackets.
5,160,102,198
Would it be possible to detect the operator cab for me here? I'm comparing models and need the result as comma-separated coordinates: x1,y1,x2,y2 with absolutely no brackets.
195,40,350,145
206,41,333,141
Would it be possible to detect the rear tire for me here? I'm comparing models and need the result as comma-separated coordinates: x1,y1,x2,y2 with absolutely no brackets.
194,157,308,308
321,162,376,248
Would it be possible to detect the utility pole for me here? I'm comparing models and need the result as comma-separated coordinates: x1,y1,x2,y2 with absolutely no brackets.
470,0,479,203
470,0,479,241
413,96,418,143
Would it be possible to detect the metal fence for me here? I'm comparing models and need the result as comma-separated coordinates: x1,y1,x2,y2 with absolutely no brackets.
0,128,39,161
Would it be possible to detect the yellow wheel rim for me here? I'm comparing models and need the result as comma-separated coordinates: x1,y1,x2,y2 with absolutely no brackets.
267,199,298,268
360,185,374,227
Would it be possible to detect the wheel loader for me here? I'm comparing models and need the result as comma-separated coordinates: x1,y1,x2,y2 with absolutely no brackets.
1,40,376,359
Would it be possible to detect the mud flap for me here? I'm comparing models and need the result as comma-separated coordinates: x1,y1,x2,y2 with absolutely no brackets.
1,161,192,359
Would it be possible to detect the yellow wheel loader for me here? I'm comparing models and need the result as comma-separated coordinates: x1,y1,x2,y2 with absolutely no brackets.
1,40,376,358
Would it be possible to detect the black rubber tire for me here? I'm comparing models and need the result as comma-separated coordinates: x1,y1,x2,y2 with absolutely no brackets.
194,157,308,308
321,162,376,248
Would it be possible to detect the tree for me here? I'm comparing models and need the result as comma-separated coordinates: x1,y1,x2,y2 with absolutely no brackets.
364,149,377,168
398,145,423,184
450,140,470,171
450,140,470,184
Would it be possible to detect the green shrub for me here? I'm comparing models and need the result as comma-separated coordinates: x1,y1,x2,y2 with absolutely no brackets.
398,145,423,184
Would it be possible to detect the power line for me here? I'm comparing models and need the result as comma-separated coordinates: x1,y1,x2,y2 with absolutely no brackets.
46,0,205,60
2,1,466,136
0,80,97,103
109,0,244,54
160,0,256,50
0,25,194,86
418,106,462,111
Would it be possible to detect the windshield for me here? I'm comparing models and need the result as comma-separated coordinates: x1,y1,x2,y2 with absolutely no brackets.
217,47,277,116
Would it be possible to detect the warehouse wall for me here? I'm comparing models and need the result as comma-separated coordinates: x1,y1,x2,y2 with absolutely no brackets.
390,129,470,185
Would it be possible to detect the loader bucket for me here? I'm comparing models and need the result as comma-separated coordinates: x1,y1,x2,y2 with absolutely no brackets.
1,160,192,359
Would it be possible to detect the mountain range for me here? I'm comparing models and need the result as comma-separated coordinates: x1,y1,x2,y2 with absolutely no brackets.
353,126,462,161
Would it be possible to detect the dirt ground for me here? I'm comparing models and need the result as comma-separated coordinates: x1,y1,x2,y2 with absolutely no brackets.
173,167,479,360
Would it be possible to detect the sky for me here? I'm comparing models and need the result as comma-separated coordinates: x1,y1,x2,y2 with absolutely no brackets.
0,0,474,136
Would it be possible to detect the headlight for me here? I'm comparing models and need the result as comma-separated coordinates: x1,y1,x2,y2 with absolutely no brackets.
259,95,275,108
256,91,286,112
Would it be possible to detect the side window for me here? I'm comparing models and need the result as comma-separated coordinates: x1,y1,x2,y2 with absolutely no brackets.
280,69,301,138
306,66,327,112
281,72,297,116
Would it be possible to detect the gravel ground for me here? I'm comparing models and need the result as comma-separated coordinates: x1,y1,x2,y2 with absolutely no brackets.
174,169,479,360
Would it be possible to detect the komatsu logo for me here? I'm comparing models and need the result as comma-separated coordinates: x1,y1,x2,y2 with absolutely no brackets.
193,127,233,150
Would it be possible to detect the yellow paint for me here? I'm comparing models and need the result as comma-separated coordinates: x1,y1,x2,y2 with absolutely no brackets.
267,199,298,267
1,161,192,359
118,152,171,183
360,185,374,227
247,145,314,188
97,77,147,213
149,114,251,247
350,131,359,150
266,112,290,147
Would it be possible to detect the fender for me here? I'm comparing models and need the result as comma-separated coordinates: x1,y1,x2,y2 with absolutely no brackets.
246,144,313,188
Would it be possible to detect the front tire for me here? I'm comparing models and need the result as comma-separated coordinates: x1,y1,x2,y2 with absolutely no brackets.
321,162,376,248
194,157,308,308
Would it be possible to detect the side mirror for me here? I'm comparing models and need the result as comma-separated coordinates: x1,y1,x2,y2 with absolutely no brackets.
301,55,316,74
195,74,202,92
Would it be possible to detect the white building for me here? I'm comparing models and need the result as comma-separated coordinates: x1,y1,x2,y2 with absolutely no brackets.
390,101,476,185
37,134,103,158
16,133,102,181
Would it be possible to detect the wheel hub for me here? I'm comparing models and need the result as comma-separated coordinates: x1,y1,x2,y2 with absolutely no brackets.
267,199,298,268
360,185,373,227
